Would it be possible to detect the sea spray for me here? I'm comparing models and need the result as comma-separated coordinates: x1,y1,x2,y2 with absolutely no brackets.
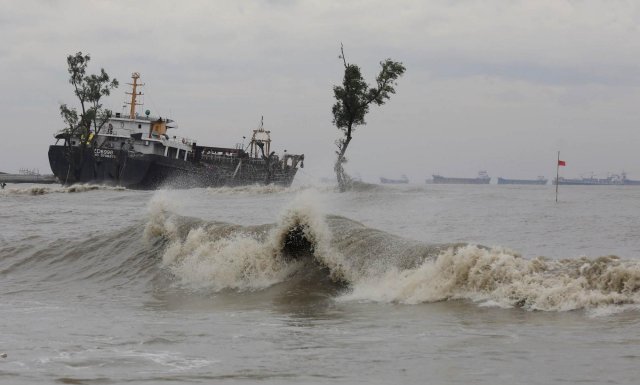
0,184,125,196
341,245,640,311
144,192,183,241
149,189,333,291
204,184,330,195
143,190,640,311
161,228,297,291
272,191,334,262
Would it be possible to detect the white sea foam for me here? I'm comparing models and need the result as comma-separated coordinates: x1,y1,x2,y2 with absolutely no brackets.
144,192,182,241
145,189,640,311
1,184,125,195
42,347,216,372
585,304,640,317
204,184,331,196
151,189,333,291
341,245,640,311
162,229,297,291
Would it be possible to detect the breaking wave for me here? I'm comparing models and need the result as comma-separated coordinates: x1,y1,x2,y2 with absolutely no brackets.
342,247,640,311
200,182,390,196
204,184,334,196
143,192,640,312
4,190,639,313
144,191,332,291
1,184,126,195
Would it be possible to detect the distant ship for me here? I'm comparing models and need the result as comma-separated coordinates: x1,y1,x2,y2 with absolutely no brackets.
497,176,548,185
0,171,57,184
623,177,640,185
380,175,409,184
430,171,491,185
554,173,640,186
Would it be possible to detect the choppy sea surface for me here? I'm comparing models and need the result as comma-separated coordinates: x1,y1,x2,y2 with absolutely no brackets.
1,181,639,384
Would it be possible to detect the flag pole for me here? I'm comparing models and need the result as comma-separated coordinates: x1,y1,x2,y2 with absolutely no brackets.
556,151,560,203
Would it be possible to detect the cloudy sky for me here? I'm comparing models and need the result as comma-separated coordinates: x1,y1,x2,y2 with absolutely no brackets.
2,0,640,182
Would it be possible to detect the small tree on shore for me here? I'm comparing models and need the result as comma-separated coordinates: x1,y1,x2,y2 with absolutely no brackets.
331,44,406,192
59,52,118,183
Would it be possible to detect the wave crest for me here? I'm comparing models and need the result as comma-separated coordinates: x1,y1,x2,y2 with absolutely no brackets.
161,228,297,291
1,184,125,195
342,246,640,311
142,191,640,312
148,190,331,291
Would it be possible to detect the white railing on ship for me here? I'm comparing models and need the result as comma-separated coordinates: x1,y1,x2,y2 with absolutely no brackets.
162,135,194,146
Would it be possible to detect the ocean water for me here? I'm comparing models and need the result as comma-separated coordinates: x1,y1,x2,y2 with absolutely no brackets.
1,182,639,384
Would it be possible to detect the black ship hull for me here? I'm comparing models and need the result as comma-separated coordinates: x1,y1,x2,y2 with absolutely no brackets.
48,145,298,189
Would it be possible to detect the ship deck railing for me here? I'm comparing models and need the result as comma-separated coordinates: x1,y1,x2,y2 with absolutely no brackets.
199,153,267,164
161,135,195,147
111,114,175,123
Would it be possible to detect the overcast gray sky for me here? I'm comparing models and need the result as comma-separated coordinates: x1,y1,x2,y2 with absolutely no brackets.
2,0,640,182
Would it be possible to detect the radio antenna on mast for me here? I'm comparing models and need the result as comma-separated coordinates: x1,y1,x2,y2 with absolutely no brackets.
125,72,144,119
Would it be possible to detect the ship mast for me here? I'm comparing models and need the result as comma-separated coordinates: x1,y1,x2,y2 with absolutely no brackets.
249,116,272,158
125,72,144,119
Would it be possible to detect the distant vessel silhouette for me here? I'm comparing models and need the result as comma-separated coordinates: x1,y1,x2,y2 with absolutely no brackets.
430,171,491,184
554,172,640,186
497,176,547,185
380,175,409,184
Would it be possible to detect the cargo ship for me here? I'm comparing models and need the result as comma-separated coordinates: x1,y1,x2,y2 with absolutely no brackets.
430,171,491,184
380,175,409,184
554,173,640,186
497,176,548,185
49,73,304,189
622,176,640,185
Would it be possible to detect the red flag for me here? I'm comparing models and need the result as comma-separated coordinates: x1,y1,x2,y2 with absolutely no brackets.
558,160,566,166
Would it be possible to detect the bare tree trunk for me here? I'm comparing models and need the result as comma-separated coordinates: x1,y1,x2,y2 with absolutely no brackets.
334,135,352,192
334,158,345,191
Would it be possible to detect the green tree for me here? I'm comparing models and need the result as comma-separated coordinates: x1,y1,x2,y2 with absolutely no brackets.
59,52,118,183
331,44,406,192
